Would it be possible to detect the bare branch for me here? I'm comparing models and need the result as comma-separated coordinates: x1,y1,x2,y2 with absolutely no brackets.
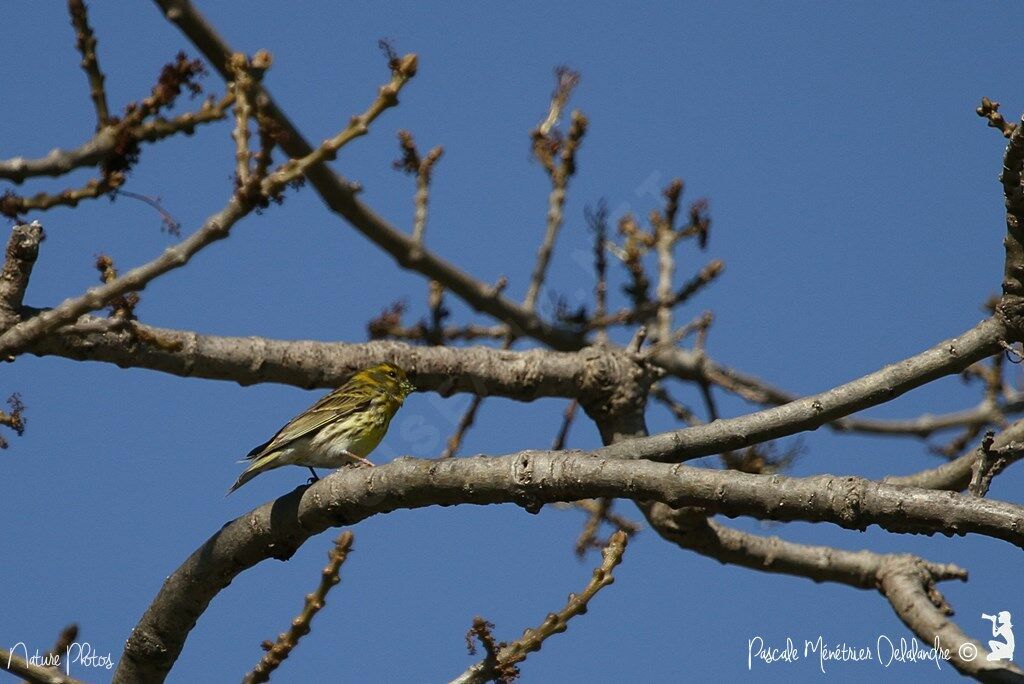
0,648,84,684
877,558,1024,681
613,317,1006,463
260,54,417,194
991,105,1024,314
585,202,609,343
886,418,1024,491
67,0,109,128
441,395,485,459
395,130,443,245
229,53,256,188
643,508,1022,679
117,452,1024,682
0,172,125,218
0,95,232,184
26,322,594,399
0,222,44,324
654,179,683,342
550,399,578,450
154,0,584,350
452,530,627,684
243,532,354,684
524,92,587,311
0,197,248,357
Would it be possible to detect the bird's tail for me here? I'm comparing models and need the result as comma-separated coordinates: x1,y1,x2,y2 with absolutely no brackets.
227,451,280,495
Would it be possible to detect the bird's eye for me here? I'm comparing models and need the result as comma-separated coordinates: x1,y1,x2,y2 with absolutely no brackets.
386,368,396,377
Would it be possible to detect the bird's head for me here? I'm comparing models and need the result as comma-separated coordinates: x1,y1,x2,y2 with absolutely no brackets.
355,362,416,398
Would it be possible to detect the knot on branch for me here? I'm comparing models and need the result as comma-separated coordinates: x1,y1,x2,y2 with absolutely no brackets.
510,452,543,514
997,295,1024,341
576,346,655,440
833,476,868,530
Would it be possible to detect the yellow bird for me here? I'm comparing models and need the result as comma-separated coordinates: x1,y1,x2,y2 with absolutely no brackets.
229,362,415,493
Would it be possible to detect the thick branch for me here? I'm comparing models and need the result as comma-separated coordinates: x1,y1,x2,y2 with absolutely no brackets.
26,322,598,399
117,452,1024,683
23,314,1009,454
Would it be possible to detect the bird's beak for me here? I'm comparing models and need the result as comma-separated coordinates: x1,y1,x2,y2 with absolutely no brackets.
403,380,416,395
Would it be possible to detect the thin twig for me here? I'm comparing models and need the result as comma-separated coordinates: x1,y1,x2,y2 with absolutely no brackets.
395,130,443,245
586,259,723,330
441,395,486,459
585,202,609,343
524,68,585,311
976,97,1017,138
229,53,256,187
0,94,233,184
115,190,182,236
0,196,247,357
551,400,578,450
441,333,514,458
453,531,628,684
243,531,354,684
654,179,683,343
19,623,81,684
0,52,404,358
67,0,109,129
262,54,417,193
0,173,126,218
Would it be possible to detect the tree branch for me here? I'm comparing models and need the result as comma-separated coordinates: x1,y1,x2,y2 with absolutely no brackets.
243,532,354,683
26,321,596,398
885,418,1024,491
0,648,84,684
604,317,1006,463
645,510,1023,681
877,558,1024,682
152,0,585,351
453,530,627,684
67,0,110,129
116,452,1024,683
0,95,232,184
0,222,44,325
0,197,248,357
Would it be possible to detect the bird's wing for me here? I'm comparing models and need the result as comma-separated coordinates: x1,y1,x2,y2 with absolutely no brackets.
246,390,371,459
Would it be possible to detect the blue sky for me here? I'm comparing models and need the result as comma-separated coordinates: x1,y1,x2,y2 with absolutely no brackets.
1,2,1022,682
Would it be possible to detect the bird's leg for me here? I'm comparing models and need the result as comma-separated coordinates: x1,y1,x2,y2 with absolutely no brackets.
342,450,375,467
307,467,320,484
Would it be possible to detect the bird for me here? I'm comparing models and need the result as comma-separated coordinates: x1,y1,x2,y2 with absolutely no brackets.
228,362,416,494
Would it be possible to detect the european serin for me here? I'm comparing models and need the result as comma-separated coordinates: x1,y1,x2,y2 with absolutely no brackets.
228,362,415,493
